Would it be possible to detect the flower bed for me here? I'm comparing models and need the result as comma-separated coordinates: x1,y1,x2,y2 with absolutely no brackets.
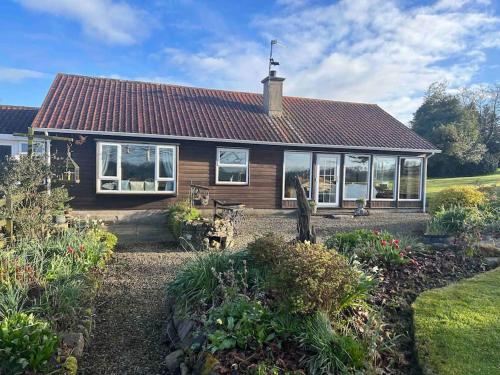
0,221,117,374
164,221,494,375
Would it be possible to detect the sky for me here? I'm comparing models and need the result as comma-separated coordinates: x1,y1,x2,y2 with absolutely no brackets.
0,0,499,124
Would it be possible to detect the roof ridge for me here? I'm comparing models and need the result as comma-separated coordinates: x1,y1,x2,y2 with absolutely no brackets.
0,104,39,110
55,73,379,107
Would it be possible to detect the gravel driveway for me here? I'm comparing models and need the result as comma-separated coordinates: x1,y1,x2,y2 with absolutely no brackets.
79,244,194,375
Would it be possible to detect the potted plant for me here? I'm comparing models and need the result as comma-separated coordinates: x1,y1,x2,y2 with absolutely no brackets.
355,197,366,209
309,200,318,214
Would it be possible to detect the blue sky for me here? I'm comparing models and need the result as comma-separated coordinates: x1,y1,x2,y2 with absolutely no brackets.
0,0,499,123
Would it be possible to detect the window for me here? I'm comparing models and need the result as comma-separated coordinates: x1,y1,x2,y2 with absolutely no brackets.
216,148,249,184
372,156,397,200
19,141,46,155
344,154,370,200
97,142,176,194
283,151,312,199
399,157,422,200
0,144,12,161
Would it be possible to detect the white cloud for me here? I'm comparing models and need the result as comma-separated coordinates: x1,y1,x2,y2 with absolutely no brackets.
160,0,500,123
17,0,150,45
0,67,47,82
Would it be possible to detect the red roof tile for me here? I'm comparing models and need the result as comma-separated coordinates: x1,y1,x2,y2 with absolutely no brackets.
0,105,39,134
32,73,438,151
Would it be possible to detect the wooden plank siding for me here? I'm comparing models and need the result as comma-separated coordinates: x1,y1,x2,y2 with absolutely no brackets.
51,134,424,210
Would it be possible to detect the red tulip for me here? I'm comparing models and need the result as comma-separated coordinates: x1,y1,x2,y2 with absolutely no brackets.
67,246,75,254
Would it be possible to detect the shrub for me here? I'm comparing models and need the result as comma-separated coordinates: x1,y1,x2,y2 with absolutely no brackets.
167,200,201,238
426,206,485,236
266,241,356,315
429,185,486,214
0,312,59,374
205,296,275,353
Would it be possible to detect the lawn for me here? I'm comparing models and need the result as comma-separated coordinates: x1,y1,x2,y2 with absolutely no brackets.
427,169,500,196
413,267,500,375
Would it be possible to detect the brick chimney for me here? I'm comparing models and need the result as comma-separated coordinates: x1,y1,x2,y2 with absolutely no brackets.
261,70,285,117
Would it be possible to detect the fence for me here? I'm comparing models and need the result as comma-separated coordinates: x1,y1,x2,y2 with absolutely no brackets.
0,195,13,243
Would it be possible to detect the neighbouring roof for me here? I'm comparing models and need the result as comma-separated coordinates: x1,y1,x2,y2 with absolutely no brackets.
32,73,438,152
0,105,39,135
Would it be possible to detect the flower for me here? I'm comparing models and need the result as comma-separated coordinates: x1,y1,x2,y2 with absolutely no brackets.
67,246,75,254
399,252,405,258
373,230,380,236
395,244,400,249
216,318,223,325
380,240,387,246
79,244,85,252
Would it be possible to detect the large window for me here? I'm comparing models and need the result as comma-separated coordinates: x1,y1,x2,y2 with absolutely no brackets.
399,157,422,200
97,142,176,194
372,156,397,200
283,151,312,199
344,154,370,200
0,144,12,161
216,148,249,184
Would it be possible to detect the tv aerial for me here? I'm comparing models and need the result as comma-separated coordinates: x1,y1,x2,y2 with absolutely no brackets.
268,39,282,75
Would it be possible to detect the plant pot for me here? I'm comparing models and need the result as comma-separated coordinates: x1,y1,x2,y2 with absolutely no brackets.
55,214,67,225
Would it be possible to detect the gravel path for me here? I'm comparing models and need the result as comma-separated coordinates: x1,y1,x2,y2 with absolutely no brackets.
79,244,194,375
233,212,429,249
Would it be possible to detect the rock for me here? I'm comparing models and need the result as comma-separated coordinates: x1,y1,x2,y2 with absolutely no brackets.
165,349,184,374
484,257,500,267
190,333,207,352
198,352,220,375
166,319,180,346
62,332,85,358
180,362,190,375
177,320,195,342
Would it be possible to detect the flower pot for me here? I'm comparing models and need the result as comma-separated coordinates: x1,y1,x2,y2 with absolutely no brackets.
55,214,67,225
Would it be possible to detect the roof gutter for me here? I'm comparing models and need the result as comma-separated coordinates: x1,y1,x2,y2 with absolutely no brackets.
33,127,442,154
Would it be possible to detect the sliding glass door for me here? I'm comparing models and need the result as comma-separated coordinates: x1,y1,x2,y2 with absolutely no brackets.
315,154,340,207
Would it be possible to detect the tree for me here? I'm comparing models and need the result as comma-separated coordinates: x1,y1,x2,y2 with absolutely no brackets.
411,82,492,177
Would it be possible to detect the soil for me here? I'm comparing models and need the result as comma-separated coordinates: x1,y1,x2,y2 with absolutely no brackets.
79,243,194,375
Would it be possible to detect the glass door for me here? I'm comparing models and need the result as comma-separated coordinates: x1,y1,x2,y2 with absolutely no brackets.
315,154,340,207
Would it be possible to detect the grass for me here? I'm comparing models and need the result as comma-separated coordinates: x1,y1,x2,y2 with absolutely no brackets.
427,169,500,196
412,267,500,375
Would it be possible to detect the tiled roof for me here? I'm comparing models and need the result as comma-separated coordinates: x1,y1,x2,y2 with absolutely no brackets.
0,105,39,134
32,73,438,151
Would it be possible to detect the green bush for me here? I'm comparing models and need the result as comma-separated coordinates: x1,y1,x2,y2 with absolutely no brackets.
206,296,275,353
258,239,356,315
167,200,201,238
426,206,485,235
429,185,486,214
0,312,59,374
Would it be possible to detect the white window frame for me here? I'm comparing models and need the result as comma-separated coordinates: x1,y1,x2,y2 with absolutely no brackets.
282,150,313,200
398,157,423,201
314,153,341,207
96,141,177,195
371,155,397,201
343,153,372,201
215,147,249,185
